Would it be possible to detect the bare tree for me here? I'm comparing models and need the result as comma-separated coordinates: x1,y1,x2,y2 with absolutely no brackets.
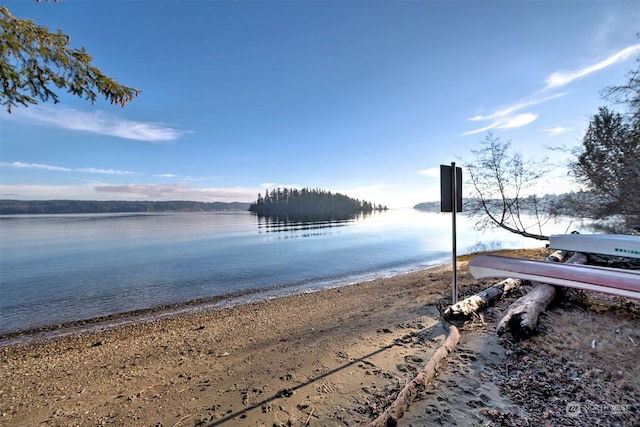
463,133,552,241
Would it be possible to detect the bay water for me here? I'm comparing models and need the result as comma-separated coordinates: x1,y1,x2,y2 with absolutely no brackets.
0,209,577,336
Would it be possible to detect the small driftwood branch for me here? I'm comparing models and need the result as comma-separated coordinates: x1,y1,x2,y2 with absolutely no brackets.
545,249,570,263
443,278,522,320
496,250,587,338
368,324,460,427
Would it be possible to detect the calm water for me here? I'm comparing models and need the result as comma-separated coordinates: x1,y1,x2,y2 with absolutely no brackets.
0,209,575,335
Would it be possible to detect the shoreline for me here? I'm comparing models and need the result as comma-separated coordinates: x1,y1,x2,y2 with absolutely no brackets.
1,262,459,425
0,259,447,347
3,247,638,426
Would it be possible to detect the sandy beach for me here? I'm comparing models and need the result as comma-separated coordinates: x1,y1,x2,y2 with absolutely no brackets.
1,248,638,426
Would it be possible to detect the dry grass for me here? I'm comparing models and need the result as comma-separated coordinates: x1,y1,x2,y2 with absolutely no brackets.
456,247,552,263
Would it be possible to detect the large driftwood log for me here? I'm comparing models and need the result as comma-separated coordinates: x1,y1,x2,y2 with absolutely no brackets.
368,324,460,427
496,251,587,338
443,278,522,320
443,250,569,320
495,282,556,337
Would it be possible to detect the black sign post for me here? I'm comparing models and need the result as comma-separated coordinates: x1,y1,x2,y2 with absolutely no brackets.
440,162,462,303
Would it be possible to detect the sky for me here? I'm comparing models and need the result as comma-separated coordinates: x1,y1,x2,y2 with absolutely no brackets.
1,1,639,208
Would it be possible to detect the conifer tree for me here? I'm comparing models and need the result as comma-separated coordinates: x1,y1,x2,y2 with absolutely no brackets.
1,5,140,112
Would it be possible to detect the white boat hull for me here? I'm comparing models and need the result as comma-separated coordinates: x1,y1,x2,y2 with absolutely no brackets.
549,234,640,259
469,255,640,300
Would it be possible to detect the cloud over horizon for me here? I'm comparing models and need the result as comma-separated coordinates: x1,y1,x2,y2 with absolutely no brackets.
7,106,187,142
1,161,136,175
417,167,440,178
0,182,260,203
94,182,258,202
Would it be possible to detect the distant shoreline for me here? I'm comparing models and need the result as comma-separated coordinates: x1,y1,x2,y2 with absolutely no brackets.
0,199,251,215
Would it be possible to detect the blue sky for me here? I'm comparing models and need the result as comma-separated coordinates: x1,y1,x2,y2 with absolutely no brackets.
1,1,639,208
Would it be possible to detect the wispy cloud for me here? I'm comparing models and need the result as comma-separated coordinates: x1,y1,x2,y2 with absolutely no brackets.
94,183,257,202
541,126,572,137
498,113,538,129
467,93,565,123
417,167,440,178
0,182,259,203
0,161,136,175
9,106,187,142
338,184,391,195
462,93,565,136
463,43,640,137
0,183,101,200
544,43,640,90
259,182,303,190
592,14,617,48
462,112,539,136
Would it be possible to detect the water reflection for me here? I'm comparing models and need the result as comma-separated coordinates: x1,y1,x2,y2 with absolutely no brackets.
254,212,368,234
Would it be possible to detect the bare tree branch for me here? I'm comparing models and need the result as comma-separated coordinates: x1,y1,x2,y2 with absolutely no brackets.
463,133,552,241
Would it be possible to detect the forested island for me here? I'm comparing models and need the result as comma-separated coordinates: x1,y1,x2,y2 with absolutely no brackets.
249,188,387,220
0,200,250,215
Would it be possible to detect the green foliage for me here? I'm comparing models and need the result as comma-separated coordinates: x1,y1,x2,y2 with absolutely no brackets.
0,6,140,112
570,107,640,231
570,44,640,232
249,187,387,221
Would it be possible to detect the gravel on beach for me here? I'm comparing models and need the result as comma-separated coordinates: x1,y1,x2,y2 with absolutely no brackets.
2,248,638,426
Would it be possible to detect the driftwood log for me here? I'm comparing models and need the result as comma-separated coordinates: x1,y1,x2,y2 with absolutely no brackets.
495,282,556,338
367,324,460,427
443,278,522,320
496,251,587,338
443,250,571,321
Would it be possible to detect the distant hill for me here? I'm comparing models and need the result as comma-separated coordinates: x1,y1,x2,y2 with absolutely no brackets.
413,200,471,212
413,201,445,212
414,193,581,214
0,200,250,215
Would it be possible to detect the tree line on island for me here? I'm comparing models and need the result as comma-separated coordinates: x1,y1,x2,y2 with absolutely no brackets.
249,187,388,220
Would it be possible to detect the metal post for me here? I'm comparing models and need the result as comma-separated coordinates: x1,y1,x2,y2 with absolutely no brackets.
451,161,458,303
